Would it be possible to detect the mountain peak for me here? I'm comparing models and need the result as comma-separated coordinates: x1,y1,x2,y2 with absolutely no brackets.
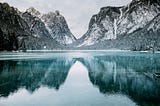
26,7,41,17
41,10,76,45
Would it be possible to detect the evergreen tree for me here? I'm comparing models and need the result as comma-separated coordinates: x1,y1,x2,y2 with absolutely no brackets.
11,32,18,51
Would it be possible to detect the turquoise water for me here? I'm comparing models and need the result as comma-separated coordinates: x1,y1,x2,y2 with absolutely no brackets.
0,51,160,106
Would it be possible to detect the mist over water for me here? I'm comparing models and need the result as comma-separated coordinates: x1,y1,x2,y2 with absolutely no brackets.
0,51,160,106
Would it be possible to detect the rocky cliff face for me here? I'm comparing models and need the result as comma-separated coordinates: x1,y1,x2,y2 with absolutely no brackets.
78,7,120,47
26,7,76,45
78,0,160,50
22,11,51,39
0,3,31,51
115,13,160,51
41,11,76,45
21,8,63,50
117,0,160,36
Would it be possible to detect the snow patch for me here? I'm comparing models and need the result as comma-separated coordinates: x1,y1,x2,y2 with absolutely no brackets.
43,22,54,39
65,36,73,44
113,19,117,39
77,37,95,47
119,8,123,19
33,34,39,38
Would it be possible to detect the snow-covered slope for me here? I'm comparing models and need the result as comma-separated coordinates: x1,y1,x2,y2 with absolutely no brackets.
26,7,41,18
26,7,76,45
117,0,160,36
41,11,76,45
78,7,121,47
119,13,160,51
22,11,51,39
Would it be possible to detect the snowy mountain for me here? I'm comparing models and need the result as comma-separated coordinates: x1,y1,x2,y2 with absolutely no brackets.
26,7,41,17
115,13,160,51
1,0,160,51
23,7,76,46
41,11,76,45
77,0,160,50
0,3,76,51
22,11,52,39
21,9,63,50
77,7,121,47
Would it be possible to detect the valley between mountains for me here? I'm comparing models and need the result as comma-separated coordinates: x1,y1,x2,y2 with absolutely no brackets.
0,0,160,51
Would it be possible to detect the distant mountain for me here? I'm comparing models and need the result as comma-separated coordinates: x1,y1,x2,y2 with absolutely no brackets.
21,8,63,50
27,7,76,45
22,11,51,39
0,3,76,51
41,11,76,45
1,1,160,51
77,0,160,51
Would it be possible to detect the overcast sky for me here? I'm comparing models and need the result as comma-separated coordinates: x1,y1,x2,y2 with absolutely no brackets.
2,0,132,38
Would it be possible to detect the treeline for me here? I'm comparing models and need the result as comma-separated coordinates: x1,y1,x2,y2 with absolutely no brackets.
0,28,19,51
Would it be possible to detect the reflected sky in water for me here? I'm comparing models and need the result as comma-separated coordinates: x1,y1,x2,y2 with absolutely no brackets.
0,51,160,106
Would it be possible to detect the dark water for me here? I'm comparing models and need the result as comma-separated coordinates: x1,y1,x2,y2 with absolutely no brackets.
0,51,160,106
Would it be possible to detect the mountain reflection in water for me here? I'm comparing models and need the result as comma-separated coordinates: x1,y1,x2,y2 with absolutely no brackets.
0,52,160,106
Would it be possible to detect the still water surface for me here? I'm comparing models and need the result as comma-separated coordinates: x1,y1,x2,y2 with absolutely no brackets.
0,51,160,106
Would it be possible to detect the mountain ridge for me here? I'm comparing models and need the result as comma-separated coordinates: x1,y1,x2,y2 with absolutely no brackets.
26,7,77,45
1,0,160,51
76,0,160,51
0,3,76,51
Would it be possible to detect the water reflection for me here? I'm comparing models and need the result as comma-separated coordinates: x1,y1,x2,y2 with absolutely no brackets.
0,52,160,106
0,59,75,97
82,56,160,106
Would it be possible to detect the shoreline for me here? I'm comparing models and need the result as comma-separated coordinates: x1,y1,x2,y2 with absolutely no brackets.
0,49,159,53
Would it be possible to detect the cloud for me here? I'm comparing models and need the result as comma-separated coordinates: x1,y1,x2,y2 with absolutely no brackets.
2,0,132,38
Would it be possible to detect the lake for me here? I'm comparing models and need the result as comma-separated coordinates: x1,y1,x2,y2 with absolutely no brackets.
0,51,160,106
